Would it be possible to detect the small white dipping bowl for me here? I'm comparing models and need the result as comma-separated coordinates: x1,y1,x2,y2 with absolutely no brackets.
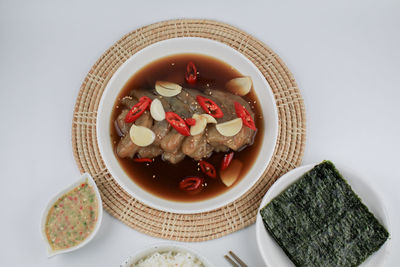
40,173,103,257
97,37,278,214
120,243,213,267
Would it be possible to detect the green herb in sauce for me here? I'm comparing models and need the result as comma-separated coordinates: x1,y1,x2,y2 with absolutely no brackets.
45,181,98,250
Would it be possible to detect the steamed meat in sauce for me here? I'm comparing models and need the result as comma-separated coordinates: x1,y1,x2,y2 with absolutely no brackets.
110,55,263,202
114,87,256,164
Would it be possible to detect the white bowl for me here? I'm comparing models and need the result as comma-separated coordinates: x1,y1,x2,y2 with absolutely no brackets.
120,243,213,267
97,37,278,214
256,163,390,267
40,173,103,257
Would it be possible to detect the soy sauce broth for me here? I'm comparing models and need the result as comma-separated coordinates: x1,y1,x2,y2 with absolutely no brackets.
110,54,264,202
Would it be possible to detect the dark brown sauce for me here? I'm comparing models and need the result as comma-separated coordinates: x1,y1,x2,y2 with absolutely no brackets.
110,54,264,202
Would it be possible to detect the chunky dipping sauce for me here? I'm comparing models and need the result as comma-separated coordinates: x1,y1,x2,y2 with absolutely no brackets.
45,181,98,250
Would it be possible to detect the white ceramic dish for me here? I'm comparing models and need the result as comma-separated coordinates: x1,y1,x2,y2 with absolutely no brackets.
40,173,103,257
120,243,212,267
97,37,279,214
256,163,390,267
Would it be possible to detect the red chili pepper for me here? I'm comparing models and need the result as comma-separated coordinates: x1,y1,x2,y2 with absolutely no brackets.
234,102,257,131
165,112,190,136
196,95,224,118
185,118,196,126
185,61,197,84
179,177,203,191
124,96,152,123
221,152,234,171
133,158,152,163
199,160,217,178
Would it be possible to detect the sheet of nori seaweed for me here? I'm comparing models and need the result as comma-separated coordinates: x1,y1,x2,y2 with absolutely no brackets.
260,161,389,267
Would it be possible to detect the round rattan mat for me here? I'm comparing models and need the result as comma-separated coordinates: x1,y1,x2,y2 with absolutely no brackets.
72,19,306,242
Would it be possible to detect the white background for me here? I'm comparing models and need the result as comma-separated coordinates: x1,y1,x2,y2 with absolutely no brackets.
1,0,399,266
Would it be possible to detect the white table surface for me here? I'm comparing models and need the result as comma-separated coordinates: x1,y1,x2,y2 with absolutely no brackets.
1,0,399,266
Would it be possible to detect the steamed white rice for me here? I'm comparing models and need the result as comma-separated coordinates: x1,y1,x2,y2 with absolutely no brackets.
132,251,205,267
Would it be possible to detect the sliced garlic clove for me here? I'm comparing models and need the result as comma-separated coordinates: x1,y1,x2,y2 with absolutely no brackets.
150,98,165,121
201,114,217,124
220,159,243,187
192,113,202,120
155,81,182,97
190,115,207,136
129,125,155,147
215,118,243,137
225,76,252,96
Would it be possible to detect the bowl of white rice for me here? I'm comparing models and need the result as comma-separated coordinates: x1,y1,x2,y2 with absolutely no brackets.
120,243,212,267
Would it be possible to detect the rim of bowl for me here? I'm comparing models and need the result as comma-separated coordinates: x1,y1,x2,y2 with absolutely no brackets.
40,173,103,257
97,37,278,214
120,243,213,267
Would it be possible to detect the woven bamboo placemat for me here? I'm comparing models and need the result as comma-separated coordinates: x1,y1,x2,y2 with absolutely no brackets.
72,19,306,242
